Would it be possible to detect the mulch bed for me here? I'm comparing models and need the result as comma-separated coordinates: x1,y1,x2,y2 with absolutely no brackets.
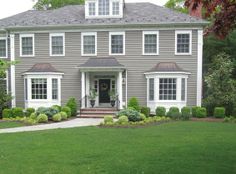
191,117,224,122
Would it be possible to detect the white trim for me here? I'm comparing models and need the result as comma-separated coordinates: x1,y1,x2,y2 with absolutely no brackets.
144,71,191,75
142,31,159,55
109,31,125,55
23,72,64,75
19,34,35,57
125,69,128,108
10,34,16,107
81,72,86,108
81,32,97,56
0,37,8,58
49,33,65,57
197,29,203,106
118,71,123,109
175,30,192,55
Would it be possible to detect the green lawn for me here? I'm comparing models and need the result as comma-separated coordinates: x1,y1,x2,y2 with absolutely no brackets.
0,121,26,129
0,122,235,174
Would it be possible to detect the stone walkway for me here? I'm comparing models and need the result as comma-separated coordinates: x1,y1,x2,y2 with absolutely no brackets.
0,118,103,134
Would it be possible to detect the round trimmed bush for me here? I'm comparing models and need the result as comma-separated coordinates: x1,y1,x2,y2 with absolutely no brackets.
196,107,207,118
214,107,226,118
127,97,140,111
140,113,146,120
12,107,24,118
2,109,12,118
37,114,48,123
117,116,129,124
60,111,68,120
181,107,191,120
192,106,200,117
140,106,150,117
25,108,35,117
30,112,37,120
52,113,62,122
51,105,61,112
117,109,141,122
104,116,114,124
167,107,181,120
156,107,166,116
66,98,78,116
61,106,72,117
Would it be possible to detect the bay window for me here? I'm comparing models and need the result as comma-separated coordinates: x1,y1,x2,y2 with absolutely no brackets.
149,78,154,101
159,78,176,100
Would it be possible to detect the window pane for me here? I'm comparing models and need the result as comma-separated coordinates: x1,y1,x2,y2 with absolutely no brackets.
112,1,119,15
31,79,47,100
159,78,177,100
149,78,154,101
0,39,6,57
25,79,28,100
52,78,58,100
51,36,64,55
89,2,96,16
99,0,109,15
83,35,95,54
181,78,186,101
177,34,190,53
111,35,123,54
22,37,33,55
144,34,157,54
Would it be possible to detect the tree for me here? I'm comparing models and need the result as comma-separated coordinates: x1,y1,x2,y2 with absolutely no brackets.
165,0,188,13
33,0,84,10
203,53,236,116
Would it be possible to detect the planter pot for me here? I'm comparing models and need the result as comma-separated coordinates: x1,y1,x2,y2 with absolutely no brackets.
110,100,116,107
90,100,95,108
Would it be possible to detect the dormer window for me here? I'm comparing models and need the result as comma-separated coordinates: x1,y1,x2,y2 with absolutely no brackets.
85,0,123,18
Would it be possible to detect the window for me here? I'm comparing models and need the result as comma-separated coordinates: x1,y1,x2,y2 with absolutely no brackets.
109,32,125,55
159,78,177,100
181,78,186,101
25,79,28,100
111,80,116,91
31,78,47,100
143,31,159,55
99,0,110,15
149,78,154,101
20,34,34,57
88,2,96,16
0,38,7,58
81,32,97,56
175,31,192,55
52,78,58,100
50,33,65,56
112,1,120,15
94,80,98,92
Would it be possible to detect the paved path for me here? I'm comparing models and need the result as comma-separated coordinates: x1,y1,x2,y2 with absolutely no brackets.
0,118,103,134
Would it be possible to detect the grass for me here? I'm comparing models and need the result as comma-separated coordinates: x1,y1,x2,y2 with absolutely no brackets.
0,121,235,174
0,121,26,129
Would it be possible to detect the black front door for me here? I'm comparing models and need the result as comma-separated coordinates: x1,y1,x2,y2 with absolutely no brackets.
99,79,110,103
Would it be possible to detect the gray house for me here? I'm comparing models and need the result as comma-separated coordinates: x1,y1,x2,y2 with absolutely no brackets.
0,0,207,115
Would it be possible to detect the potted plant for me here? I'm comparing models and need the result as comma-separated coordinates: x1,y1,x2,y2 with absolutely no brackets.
88,89,98,108
109,90,117,107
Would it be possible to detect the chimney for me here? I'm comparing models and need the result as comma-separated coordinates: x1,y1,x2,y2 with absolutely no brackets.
188,0,203,18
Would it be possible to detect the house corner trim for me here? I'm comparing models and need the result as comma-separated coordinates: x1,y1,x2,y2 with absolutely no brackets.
197,29,203,106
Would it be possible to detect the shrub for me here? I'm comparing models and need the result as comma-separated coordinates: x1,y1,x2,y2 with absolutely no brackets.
140,106,150,117
140,113,146,120
66,98,78,116
52,113,62,122
181,107,191,120
196,107,207,118
156,107,166,116
117,116,129,124
30,112,37,120
2,109,12,118
12,107,24,118
167,107,181,120
37,114,48,123
104,116,113,124
25,108,35,117
36,107,59,120
60,111,68,120
127,97,140,111
117,109,141,122
51,105,61,112
61,106,72,117
192,106,200,117
214,107,226,118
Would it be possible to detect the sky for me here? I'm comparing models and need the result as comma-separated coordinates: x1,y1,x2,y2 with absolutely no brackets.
0,0,168,19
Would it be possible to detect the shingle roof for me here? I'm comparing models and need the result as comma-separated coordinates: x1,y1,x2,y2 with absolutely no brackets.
79,57,125,68
146,62,188,72
0,3,207,29
25,63,62,73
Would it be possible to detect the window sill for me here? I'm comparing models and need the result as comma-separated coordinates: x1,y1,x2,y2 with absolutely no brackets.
175,53,192,56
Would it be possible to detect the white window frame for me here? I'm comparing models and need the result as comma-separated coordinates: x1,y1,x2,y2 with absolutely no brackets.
81,32,97,56
20,34,35,57
112,0,120,16
175,30,192,55
109,31,125,55
23,73,63,109
0,37,8,58
49,33,65,57
88,1,97,16
142,31,159,55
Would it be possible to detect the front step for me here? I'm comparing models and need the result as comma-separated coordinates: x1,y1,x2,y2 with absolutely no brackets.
78,108,118,118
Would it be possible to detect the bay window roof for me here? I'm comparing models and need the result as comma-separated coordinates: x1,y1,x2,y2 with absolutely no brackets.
146,62,190,73
24,63,63,74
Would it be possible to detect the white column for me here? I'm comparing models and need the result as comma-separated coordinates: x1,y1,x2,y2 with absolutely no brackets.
10,34,16,107
118,71,123,109
176,78,182,102
125,70,128,108
197,29,203,106
81,72,85,108
85,72,90,107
